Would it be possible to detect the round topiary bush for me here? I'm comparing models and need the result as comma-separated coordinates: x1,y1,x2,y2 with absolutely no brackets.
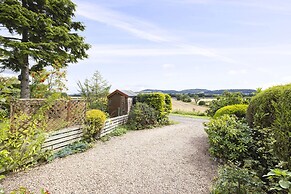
84,109,107,141
246,84,291,128
127,102,158,130
214,104,248,119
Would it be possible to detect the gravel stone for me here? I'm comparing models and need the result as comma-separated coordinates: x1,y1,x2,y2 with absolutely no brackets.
2,115,217,194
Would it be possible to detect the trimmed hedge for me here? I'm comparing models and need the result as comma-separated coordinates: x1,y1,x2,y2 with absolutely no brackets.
137,93,172,123
214,104,248,119
246,84,291,128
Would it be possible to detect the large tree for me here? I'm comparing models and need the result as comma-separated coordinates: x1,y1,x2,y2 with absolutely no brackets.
0,0,90,98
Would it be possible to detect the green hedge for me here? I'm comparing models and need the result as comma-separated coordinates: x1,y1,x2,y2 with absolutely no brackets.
246,85,290,128
137,93,172,123
214,104,248,119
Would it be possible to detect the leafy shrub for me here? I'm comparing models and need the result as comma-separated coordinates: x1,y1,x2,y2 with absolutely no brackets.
137,93,171,123
110,126,128,136
264,168,291,193
214,104,248,119
207,91,244,117
127,102,158,130
246,84,289,128
205,115,252,163
100,126,128,142
0,114,47,173
49,141,91,160
84,109,107,141
198,100,206,106
211,164,265,194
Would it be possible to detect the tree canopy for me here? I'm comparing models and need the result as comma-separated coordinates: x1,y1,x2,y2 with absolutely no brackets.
0,0,90,98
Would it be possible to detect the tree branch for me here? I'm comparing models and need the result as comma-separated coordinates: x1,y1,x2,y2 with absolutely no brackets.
0,36,22,41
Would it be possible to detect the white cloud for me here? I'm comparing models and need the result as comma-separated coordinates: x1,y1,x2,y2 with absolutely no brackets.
227,69,247,75
75,1,237,64
162,64,175,69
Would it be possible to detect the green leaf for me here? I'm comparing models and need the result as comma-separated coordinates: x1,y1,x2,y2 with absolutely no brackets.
279,180,291,189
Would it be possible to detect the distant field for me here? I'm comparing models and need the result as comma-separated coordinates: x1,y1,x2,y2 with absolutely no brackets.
172,98,209,113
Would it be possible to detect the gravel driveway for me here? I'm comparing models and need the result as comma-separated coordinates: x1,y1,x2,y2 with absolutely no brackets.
3,115,217,194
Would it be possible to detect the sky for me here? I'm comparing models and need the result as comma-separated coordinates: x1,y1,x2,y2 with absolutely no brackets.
2,0,291,94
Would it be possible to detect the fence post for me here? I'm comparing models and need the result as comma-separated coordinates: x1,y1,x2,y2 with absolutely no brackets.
66,100,71,127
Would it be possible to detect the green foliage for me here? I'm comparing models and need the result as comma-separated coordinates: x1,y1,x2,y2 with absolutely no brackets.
176,94,191,102
49,141,91,160
211,164,265,194
164,94,172,113
0,76,20,120
100,126,128,142
127,102,158,130
0,114,47,173
273,88,291,169
10,187,50,194
246,84,289,128
0,0,90,98
77,71,111,111
83,109,107,141
110,126,128,136
207,91,244,117
0,93,64,174
198,100,206,106
205,115,252,163
214,104,248,119
264,168,291,193
137,93,172,123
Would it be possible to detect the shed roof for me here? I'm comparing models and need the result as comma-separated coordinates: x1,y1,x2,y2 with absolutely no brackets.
108,89,137,98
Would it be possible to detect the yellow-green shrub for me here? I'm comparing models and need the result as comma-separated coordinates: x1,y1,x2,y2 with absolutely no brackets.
214,104,248,119
84,109,106,141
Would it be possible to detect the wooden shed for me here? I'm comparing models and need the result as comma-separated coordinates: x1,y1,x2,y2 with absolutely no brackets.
107,90,137,117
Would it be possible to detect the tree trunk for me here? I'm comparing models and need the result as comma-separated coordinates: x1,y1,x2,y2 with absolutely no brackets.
20,0,30,98
20,56,30,98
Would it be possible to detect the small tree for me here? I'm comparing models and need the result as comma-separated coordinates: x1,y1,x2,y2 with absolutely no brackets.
193,94,200,104
0,0,90,98
77,71,111,111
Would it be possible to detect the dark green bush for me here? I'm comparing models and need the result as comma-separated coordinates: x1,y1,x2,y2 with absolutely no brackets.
137,93,171,123
214,104,248,119
273,88,291,168
198,100,206,106
127,102,158,130
205,115,252,163
207,91,244,117
246,84,289,128
84,109,107,141
211,164,265,194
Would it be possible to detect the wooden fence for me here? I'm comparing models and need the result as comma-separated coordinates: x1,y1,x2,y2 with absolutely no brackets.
10,98,86,132
42,115,128,151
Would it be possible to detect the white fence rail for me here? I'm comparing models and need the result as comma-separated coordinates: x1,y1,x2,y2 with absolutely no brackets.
42,115,128,151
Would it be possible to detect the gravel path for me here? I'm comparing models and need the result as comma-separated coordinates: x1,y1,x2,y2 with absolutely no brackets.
3,115,217,194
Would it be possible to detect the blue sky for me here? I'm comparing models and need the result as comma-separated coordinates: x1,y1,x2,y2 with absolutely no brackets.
3,0,291,93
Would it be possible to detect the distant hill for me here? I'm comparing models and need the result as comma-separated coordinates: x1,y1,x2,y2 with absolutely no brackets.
140,88,256,96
